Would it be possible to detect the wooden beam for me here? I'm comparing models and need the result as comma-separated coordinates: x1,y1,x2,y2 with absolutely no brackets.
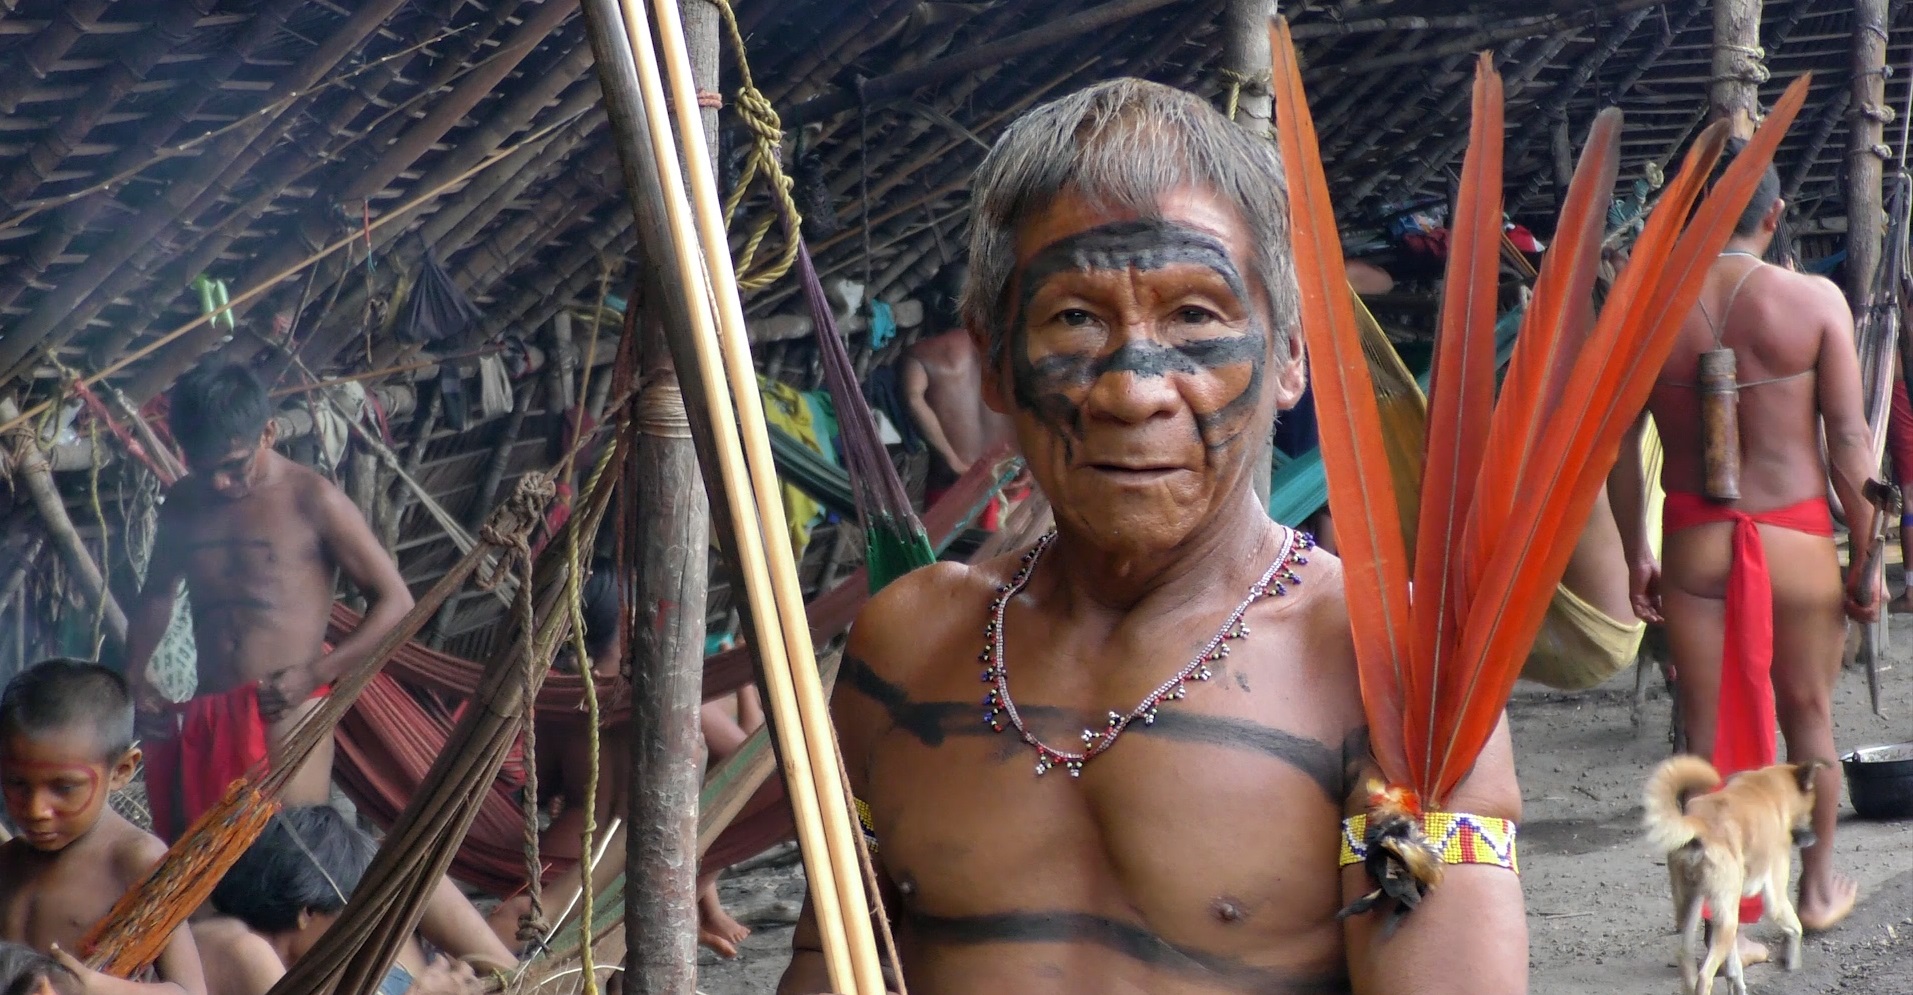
1710,0,1764,138
1221,0,1274,138
1849,0,1892,306
1501,5,1656,217
1315,0,1672,78
780,0,1195,127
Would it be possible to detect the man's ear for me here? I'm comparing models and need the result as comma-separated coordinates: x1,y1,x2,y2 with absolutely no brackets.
109,746,141,792
1268,330,1307,413
260,420,279,450
970,324,1011,415
297,908,314,933
1764,197,1786,233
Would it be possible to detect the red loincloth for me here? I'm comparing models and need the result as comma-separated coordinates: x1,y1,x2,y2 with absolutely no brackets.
1891,379,1913,485
1663,492,1834,926
143,682,332,843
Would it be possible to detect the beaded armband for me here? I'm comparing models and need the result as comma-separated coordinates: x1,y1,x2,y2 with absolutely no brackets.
855,797,880,853
1338,812,1519,874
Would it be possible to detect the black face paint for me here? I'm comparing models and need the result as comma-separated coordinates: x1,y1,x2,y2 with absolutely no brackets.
1006,219,1268,454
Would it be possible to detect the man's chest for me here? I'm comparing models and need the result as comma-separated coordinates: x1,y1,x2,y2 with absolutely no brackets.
175,504,323,591
0,860,114,949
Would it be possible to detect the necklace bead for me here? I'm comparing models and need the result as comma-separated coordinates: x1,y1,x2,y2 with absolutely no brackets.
981,529,1311,776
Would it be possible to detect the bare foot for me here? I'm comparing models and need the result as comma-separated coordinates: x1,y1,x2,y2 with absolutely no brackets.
698,885,751,958
1799,872,1859,932
1736,935,1770,966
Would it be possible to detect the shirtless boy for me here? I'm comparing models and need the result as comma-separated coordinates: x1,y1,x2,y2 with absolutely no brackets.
904,263,1020,524
0,660,205,995
123,361,514,970
780,78,1524,994
193,806,477,995
1616,139,1875,946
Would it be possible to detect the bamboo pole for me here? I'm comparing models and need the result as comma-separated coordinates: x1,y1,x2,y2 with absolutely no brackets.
0,399,128,649
1849,0,1892,307
643,1,885,988
573,0,866,989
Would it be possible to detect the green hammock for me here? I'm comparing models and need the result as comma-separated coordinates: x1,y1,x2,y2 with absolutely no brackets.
1270,305,1523,528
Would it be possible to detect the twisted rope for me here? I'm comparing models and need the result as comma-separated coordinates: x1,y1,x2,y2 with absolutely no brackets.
712,0,803,291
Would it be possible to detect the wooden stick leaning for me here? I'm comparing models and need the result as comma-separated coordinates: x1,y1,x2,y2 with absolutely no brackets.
610,1,870,990
642,2,886,993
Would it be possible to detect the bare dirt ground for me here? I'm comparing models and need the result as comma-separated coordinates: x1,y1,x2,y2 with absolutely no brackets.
697,642,1913,995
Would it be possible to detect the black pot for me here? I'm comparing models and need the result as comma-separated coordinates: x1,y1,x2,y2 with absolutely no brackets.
1842,743,1913,821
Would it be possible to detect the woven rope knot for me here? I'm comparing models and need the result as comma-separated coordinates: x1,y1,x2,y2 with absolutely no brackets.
636,373,693,439
476,473,555,590
697,89,724,109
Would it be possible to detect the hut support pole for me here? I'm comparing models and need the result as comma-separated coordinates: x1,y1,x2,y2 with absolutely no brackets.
1848,0,1892,306
0,399,127,649
1222,0,1276,511
1710,0,1764,139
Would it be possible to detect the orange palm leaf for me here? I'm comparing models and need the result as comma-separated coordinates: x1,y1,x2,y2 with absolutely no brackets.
1270,17,1412,787
1405,55,1503,787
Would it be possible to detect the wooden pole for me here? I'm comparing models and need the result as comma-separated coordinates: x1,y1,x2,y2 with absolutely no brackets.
0,399,127,649
1711,0,1764,139
1222,0,1278,513
622,2,718,990
1848,0,1891,307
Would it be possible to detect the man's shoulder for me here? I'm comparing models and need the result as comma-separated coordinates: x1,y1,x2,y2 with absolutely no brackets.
1759,265,1847,313
100,816,168,884
847,556,1002,680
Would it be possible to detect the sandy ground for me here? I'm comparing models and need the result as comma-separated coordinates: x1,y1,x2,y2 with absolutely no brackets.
695,639,1913,994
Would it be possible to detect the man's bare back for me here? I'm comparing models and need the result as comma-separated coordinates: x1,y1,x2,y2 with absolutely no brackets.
903,329,1015,479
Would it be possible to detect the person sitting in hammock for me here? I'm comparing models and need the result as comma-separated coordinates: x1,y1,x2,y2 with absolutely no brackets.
192,806,481,995
486,565,764,958
0,660,206,995
122,361,517,974
779,78,1523,995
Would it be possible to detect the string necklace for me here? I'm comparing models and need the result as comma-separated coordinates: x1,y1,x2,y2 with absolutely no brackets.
1720,249,1762,259
981,527,1310,777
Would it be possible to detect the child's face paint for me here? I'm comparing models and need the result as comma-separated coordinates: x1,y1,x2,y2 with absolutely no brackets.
989,187,1297,554
0,732,122,852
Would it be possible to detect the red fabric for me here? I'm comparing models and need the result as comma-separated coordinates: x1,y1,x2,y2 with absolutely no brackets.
1662,492,1835,926
1890,379,1913,482
143,683,331,843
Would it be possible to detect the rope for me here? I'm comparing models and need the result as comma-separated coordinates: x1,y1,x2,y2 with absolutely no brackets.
1218,67,1270,122
86,416,107,658
636,376,693,439
565,506,601,995
710,0,803,291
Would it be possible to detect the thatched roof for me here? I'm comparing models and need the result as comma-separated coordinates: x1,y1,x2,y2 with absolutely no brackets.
1,0,1909,657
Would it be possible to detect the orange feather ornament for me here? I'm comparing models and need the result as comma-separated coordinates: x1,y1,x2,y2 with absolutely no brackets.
1270,15,1811,908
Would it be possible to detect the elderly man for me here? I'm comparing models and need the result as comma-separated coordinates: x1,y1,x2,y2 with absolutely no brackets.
779,78,1525,995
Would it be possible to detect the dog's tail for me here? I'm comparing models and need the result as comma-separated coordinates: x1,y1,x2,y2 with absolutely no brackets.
1643,754,1720,852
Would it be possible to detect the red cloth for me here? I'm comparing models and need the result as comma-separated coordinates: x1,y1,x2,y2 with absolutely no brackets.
143,682,332,843
927,479,1024,532
1662,492,1835,926
1890,379,1913,485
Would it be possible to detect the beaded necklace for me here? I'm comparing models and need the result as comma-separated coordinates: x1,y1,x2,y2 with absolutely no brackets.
980,527,1311,776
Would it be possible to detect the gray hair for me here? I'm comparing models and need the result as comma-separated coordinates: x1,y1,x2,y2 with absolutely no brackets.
960,77,1300,363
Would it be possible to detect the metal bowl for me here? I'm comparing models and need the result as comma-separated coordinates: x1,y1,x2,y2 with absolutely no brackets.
1842,743,1913,821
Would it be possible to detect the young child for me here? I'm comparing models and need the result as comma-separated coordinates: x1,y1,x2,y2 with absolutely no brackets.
191,806,476,995
0,660,206,995
0,942,82,995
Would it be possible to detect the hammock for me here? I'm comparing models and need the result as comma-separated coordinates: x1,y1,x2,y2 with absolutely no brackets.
329,451,1019,894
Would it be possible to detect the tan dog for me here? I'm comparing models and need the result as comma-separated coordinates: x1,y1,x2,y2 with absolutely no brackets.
1643,756,1827,995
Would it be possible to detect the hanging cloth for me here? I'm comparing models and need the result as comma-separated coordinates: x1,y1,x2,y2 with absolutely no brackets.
396,247,482,345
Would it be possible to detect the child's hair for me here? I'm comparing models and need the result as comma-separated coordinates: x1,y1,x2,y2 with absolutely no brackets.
0,659,135,761
0,942,81,995
210,806,374,934
168,360,272,463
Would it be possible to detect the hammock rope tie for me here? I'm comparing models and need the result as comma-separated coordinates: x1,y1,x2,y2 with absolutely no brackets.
711,0,803,291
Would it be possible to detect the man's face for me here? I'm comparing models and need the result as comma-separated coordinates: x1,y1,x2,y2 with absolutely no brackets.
0,730,135,852
186,428,271,499
978,187,1303,555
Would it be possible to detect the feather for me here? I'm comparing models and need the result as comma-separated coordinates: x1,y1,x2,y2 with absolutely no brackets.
1428,77,1812,799
1405,55,1503,787
1270,17,1413,788
1468,109,1621,582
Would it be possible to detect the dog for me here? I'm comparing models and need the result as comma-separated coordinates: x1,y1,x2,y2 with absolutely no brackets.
1642,755,1827,995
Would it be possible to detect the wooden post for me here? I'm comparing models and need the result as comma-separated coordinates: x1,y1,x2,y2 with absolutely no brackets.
0,399,127,648
1847,0,1891,307
1710,0,1764,139
1223,0,1277,512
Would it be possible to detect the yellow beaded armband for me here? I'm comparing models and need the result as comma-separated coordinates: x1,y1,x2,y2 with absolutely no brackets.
1339,812,1519,874
855,797,879,852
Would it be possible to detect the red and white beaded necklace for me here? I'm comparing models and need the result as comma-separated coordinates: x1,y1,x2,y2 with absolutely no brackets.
980,526,1311,776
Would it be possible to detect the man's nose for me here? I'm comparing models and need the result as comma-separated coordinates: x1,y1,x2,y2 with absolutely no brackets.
1081,344,1183,425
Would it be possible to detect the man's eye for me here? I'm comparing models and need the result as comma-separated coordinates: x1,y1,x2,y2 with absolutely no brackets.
1057,309,1094,327
1176,306,1218,325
